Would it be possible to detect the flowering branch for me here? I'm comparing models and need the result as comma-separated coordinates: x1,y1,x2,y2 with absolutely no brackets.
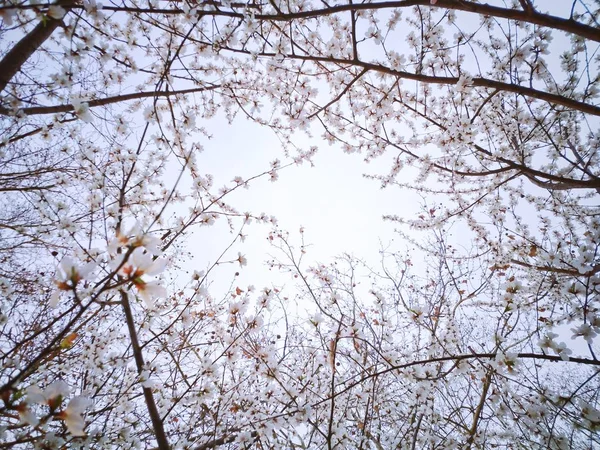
0,86,221,116
315,352,600,407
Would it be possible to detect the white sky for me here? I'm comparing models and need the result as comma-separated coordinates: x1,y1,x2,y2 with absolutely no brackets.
174,111,422,295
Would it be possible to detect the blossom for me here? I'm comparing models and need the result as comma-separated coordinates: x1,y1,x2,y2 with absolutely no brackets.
580,400,600,429
121,247,167,277
57,396,91,436
139,370,157,389
108,224,162,255
311,312,324,327
143,106,156,122
55,258,97,288
17,405,39,426
50,258,97,307
571,323,597,345
492,352,520,374
132,233,162,255
455,75,473,93
83,0,104,14
192,270,205,281
136,280,167,308
71,98,93,123
0,8,16,25
236,252,247,267
47,5,67,19
120,248,168,307
555,342,572,361
26,381,70,405
537,332,558,352
18,381,71,426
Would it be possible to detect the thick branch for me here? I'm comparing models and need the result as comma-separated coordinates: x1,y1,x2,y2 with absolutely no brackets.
120,290,170,450
191,431,258,450
307,55,600,116
218,47,600,116
85,0,600,43
315,352,600,407
465,370,492,449
510,259,600,277
521,172,600,192
400,100,600,188
0,185,57,192
0,86,220,116
0,1,69,93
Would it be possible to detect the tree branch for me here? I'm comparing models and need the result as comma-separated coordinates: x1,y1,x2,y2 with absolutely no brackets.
315,352,600,407
510,259,600,277
239,51,600,116
0,0,70,93
76,0,600,43
0,86,220,116
120,290,170,450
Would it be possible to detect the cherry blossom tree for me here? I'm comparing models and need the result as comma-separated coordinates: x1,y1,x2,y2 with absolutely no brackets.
263,223,600,448
1,0,599,449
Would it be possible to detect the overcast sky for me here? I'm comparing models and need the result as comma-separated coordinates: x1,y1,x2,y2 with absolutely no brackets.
171,110,424,296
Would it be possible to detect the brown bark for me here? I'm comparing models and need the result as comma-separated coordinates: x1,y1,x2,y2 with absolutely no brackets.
93,0,600,43
0,86,220,116
120,290,171,450
0,1,70,93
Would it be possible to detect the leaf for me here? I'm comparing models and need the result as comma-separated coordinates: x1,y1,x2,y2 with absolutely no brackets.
60,333,78,349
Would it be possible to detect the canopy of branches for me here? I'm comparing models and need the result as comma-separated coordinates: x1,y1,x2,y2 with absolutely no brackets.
1,0,599,448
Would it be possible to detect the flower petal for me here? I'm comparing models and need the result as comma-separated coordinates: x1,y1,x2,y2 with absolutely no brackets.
66,396,92,414
64,413,86,436
78,261,97,280
60,396,91,436
131,247,153,272
145,258,167,276
137,281,167,308
59,257,76,278
49,290,61,308
18,406,39,426
45,380,70,399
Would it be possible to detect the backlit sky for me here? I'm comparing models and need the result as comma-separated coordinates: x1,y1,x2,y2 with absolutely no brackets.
174,110,423,295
